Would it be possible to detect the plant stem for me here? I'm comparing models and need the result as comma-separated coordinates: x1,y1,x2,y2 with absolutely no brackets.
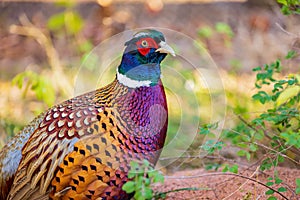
165,172,289,200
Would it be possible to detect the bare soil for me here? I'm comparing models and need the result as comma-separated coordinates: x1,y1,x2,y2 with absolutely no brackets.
154,167,300,199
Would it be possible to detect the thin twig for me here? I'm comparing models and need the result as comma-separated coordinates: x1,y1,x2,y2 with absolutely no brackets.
253,142,300,165
165,172,289,200
9,14,73,98
237,115,272,141
154,187,211,199
160,154,251,169
222,166,260,200
237,115,300,158
275,22,298,37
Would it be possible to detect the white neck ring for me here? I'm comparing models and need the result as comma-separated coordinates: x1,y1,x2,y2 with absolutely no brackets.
116,70,152,88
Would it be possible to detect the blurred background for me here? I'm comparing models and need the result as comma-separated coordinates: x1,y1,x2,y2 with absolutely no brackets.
0,0,299,170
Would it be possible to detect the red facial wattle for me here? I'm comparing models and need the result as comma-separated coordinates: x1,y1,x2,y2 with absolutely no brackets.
138,48,151,56
136,37,159,56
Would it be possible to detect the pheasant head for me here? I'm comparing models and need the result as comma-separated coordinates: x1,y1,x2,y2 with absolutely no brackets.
117,29,175,88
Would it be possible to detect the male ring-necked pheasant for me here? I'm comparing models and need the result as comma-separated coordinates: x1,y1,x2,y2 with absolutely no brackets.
0,29,175,200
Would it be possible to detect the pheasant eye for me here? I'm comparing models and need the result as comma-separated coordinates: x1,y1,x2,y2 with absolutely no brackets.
136,38,158,56
141,40,148,47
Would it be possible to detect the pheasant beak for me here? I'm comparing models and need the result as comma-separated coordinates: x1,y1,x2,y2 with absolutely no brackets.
156,41,176,57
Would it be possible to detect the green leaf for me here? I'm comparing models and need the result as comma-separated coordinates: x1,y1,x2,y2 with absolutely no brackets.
128,172,135,179
266,181,274,186
215,22,234,37
277,0,287,6
147,171,156,178
280,131,300,147
281,5,292,15
295,74,300,83
277,187,287,192
47,12,65,31
205,163,221,171
276,85,300,106
137,175,144,186
277,155,285,163
267,196,277,200
296,188,300,195
260,159,273,171
254,130,264,140
197,26,213,38
265,189,274,195
123,159,157,199
65,11,83,34
143,187,153,199
12,70,55,106
130,161,140,170
35,78,55,106
237,150,246,157
252,91,271,104
204,140,223,153
275,178,283,184
249,143,257,152
296,178,300,186
122,181,135,193
144,178,150,186
12,73,25,88
287,78,296,85
134,191,144,200
285,51,297,59
153,173,164,183
78,40,93,53
253,66,262,71
229,164,238,174
199,127,210,135
55,0,75,8
222,165,229,172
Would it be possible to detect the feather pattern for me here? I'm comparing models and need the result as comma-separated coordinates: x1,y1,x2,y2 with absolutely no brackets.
1,29,173,200
7,80,118,200
0,112,46,200
7,78,167,200
50,80,167,200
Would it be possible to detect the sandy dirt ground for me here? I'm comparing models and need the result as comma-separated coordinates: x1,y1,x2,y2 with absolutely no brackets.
154,167,300,199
